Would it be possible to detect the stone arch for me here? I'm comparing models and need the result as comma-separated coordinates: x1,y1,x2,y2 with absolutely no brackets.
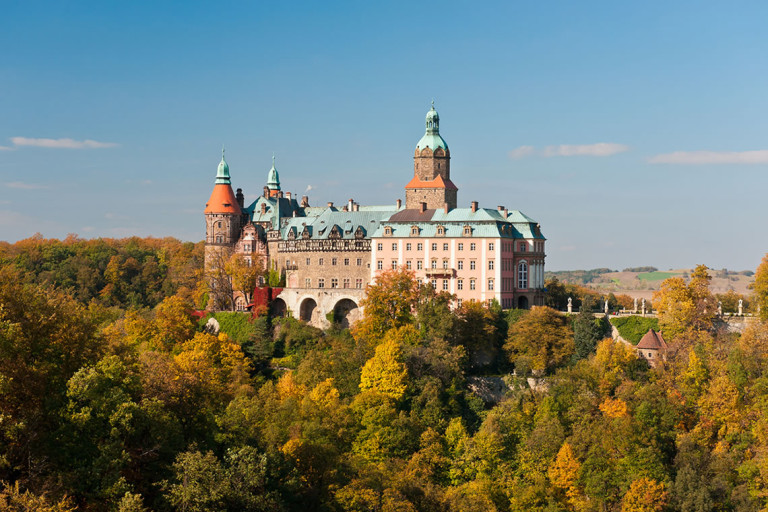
517,296,529,310
333,298,360,329
299,297,318,323
271,298,287,318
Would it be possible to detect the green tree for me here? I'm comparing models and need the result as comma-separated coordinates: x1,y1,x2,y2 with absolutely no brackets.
573,296,605,362
504,306,574,375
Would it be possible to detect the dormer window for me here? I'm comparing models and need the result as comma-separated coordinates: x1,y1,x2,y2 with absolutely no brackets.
463,225,472,236
410,225,420,236
436,225,445,236
355,226,365,239
383,226,393,236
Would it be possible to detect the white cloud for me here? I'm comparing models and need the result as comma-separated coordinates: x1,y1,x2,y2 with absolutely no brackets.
0,145,14,151
649,150,768,164
542,143,629,157
6,181,48,190
508,145,535,159
509,143,628,159
10,137,119,149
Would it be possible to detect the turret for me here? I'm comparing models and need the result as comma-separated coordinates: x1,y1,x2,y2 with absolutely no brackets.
204,149,242,269
266,154,281,198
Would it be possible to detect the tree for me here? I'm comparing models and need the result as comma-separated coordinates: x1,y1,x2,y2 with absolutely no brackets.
621,478,668,512
504,306,574,375
353,269,419,344
573,296,604,362
754,254,768,321
653,264,715,339
226,253,264,306
360,338,408,401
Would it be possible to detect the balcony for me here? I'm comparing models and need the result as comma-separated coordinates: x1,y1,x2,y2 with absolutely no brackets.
424,268,455,278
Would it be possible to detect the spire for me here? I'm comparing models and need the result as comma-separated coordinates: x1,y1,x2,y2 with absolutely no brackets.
215,147,231,185
267,153,281,191
416,102,449,151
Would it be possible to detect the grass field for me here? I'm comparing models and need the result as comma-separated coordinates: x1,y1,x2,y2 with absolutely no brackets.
636,271,680,282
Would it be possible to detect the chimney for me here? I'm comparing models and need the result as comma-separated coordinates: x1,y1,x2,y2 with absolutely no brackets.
504,208,509,218
286,191,292,200
471,201,478,212
420,202,427,213
292,210,297,217
260,203,267,214
348,198,354,211
353,203,359,212
396,199,402,209
236,188,244,208
444,203,449,213
327,201,334,208
301,195,309,207
263,186,269,198
278,191,284,198
497,205,504,211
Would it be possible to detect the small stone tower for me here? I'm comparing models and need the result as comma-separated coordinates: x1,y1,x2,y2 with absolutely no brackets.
204,149,242,271
405,103,458,210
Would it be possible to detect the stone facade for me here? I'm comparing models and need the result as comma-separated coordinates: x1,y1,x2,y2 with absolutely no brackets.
203,105,547,326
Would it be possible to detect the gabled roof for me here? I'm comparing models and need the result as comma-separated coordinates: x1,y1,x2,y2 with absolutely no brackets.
637,329,668,350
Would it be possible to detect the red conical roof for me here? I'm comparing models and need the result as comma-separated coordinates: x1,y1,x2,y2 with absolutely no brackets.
205,184,241,214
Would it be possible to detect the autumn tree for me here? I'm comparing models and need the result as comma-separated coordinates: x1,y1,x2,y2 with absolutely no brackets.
754,253,768,321
353,269,420,344
505,306,574,375
653,264,715,340
359,338,409,401
226,252,264,306
621,478,668,512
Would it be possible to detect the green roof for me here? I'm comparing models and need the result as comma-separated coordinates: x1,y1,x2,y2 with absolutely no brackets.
416,104,449,151
215,149,231,185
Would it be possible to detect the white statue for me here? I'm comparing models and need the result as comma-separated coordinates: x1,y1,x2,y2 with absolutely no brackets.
567,297,573,314
633,297,638,312
604,300,609,314
739,299,744,316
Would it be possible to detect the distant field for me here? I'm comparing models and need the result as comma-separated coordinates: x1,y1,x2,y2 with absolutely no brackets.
636,271,680,282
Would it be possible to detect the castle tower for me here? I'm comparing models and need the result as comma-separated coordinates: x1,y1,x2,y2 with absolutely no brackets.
266,154,281,198
204,149,242,271
405,103,458,209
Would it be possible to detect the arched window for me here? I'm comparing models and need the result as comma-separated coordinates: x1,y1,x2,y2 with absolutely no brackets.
518,261,528,289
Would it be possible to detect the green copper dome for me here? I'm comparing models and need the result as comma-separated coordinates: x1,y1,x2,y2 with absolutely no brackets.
267,154,280,190
215,148,231,185
416,103,449,151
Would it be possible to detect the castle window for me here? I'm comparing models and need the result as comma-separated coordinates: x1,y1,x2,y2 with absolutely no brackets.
355,279,363,289
417,261,423,270
489,261,494,270
417,279,423,286
470,279,476,290
392,243,397,251
218,221,222,228
470,261,476,270
391,260,398,270
332,258,337,266
319,258,324,266
406,243,412,251
443,243,449,251
411,226,419,236
518,261,528,289
305,278,311,288
443,259,449,269
519,242,527,252
457,298,462,307
436,226,445,236
417,243,423,251
377,260,383,270
457,279,463,290
344,258,349,266
377,243,383,251
458,243,464,251
431,260,437,269
488,279,494,291
489,242,495,251
356,258,362,266
470,243,476,251
318,278,325,288
306,258,310,265
431,279,437,289
458,260,464,270
384,226,393,236
463,225,472,236
431,243,437,251
442,280,449,291
215,235,223,243
406,261,412,269
343,278,350,288
331,278,338,288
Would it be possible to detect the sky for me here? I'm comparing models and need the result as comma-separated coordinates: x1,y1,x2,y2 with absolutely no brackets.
1,0,767,271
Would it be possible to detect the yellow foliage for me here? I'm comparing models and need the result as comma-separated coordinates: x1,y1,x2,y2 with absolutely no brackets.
359,338,408,400
276,372,307,400
621,478,668,512
653,264,715,339
308,378,340,408
599,397,628,418
549,442,580,491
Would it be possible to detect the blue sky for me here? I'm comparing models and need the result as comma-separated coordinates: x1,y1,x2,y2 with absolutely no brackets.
1,0,767,271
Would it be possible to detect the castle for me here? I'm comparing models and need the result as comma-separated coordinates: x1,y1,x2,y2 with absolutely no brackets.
204,105,546,327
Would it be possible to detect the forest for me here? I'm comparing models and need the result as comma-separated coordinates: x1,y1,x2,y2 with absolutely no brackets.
2,235,768,511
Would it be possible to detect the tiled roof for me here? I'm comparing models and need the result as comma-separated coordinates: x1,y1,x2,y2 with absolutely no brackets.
637,329,668,350
205,184,241,214
404,175,458,190
278,207,394,240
